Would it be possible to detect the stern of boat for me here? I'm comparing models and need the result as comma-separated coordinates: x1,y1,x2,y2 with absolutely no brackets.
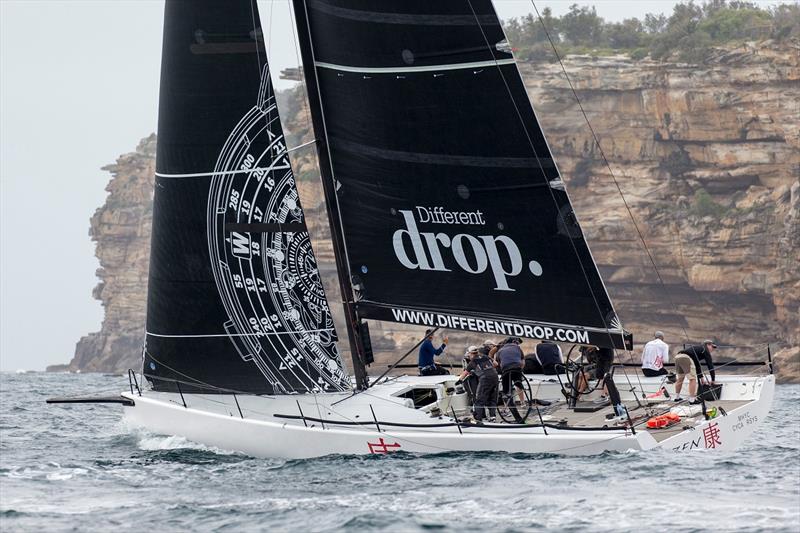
640,374,775,452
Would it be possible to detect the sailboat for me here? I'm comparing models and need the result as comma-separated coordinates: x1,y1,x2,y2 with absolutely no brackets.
49,0,774,458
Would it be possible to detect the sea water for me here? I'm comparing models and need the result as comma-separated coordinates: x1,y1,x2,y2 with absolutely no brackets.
1,372,798,532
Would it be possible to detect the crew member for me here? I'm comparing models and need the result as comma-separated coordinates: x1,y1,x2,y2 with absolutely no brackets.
583,345,614,404
535,340,565,375
674,340,717,404
418,329,449,376
641,331,670,377
479,339,497,357
595,346,615,386
523,351,543,374
456,345,498,422
495,337,526,417
460,346,481,406
461,347,472,370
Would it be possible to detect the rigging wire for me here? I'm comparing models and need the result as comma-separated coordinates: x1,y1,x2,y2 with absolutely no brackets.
464,0,625,360
142,342,769,406
267,0,275,57
630,347,772,431
139,347,767,424
367,328,439,390
133,374,637,454
528,0,693,348
144,350,277,397
249,0,263,75
320,393,637,454
142,2,767,416
137,344,770,451
287,139,317,153
287,0,317,148
466,0,658,402
244,0,355,395
293,0,372,388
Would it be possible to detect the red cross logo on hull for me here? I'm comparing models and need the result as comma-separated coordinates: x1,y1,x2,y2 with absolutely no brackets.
367,438,402,454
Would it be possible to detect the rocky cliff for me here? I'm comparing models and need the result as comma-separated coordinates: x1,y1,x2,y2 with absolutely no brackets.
521,40,799,380
66,135,156,372
61,41,799,381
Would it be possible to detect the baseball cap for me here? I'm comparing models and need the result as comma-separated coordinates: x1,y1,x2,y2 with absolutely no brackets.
703,339,718,348
468,345,479,353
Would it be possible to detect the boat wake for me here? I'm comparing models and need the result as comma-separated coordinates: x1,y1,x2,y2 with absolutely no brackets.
135,432,237,455
121,424,238,456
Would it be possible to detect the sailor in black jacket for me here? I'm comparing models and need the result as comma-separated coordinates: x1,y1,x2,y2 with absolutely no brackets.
457,347,499,423
679,341,717,382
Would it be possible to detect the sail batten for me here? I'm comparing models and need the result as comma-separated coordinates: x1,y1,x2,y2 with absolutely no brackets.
155,167,283,179
146,328,335,339
314,58,515,73
329,137,555,168
294,0,630,350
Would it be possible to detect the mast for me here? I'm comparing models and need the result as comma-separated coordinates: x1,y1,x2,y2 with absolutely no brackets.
292,1,369,389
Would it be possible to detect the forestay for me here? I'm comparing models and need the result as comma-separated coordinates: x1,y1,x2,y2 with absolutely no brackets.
293,0,631,349
144,0,350,394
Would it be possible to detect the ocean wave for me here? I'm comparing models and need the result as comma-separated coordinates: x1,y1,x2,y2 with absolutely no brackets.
1,375,798,532
3,463,90,482
135,432,237,455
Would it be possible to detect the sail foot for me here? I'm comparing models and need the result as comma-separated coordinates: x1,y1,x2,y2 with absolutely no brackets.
357,302,633,350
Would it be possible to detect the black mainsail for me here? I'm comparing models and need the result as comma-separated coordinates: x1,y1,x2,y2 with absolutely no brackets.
144,0,350,394
293,0,631,350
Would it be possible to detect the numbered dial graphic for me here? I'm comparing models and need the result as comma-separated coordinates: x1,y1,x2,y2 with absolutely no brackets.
207,66,349,394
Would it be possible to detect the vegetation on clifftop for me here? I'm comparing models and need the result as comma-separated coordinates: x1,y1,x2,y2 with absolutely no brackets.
504,0,800,63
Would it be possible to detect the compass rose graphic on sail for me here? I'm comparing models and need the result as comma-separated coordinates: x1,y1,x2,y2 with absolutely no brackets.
207,64,349,394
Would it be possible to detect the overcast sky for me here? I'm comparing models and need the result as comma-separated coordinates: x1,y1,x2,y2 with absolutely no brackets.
0,0,787,371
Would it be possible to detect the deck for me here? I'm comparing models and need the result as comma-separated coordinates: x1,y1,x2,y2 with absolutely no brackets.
527,396,751,441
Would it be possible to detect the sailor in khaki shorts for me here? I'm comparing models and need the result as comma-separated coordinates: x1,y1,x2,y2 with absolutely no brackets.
674,352,697,402
673,340,717,404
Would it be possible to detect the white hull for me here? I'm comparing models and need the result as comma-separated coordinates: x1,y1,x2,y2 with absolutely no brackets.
121,372,774,459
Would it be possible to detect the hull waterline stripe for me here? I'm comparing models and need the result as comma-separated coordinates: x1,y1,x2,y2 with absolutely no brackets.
314,58,515,74
146,328,334,339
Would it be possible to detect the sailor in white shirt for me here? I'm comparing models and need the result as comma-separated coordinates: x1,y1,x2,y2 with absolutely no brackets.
641,331,670,377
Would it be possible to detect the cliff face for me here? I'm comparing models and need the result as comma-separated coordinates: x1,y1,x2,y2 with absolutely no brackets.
521,41,799,379
63,42,799,380
64,135,156,372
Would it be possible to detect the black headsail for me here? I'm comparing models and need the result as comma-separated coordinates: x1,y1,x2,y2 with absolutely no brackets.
144,0,350,394
293,0,631,350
